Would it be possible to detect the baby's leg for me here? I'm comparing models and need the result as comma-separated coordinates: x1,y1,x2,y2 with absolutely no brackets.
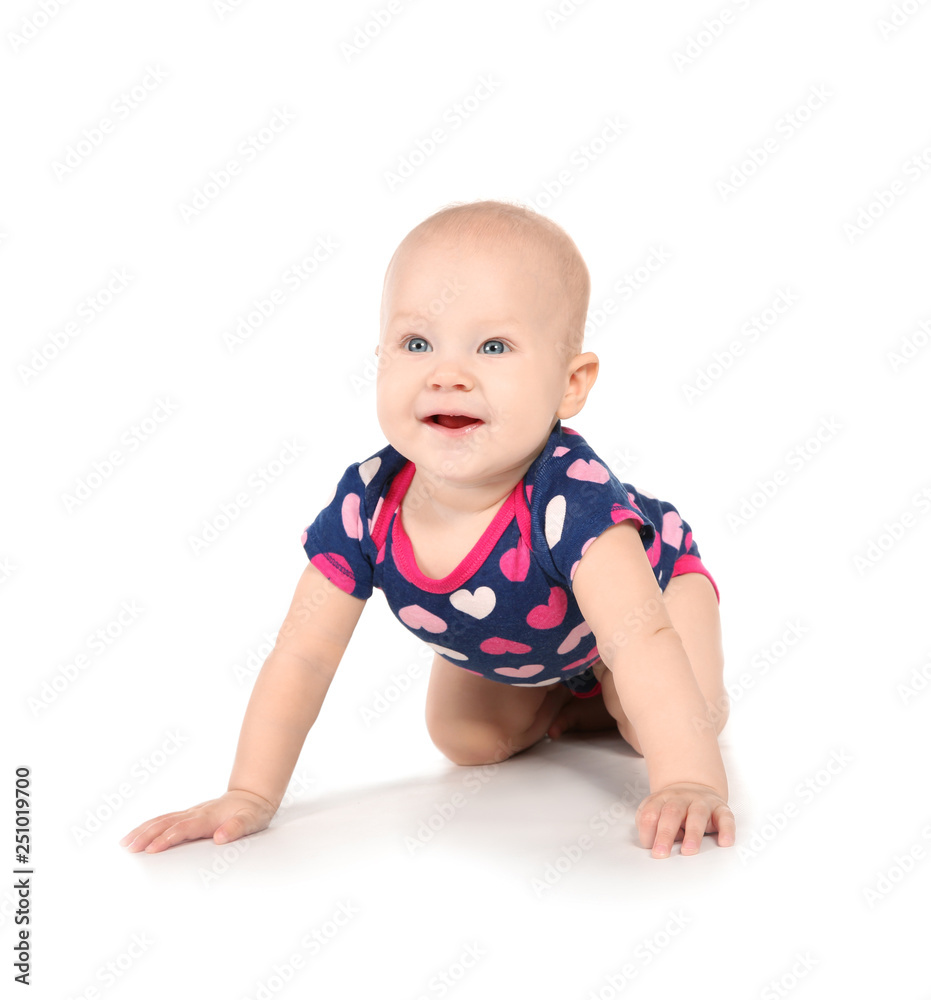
594,571,727,755
425,653,574,766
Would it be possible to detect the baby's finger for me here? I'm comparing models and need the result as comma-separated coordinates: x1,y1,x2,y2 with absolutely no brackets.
711,802,736,847
214,809,260,845
120,814,190,852
679,802,712,856
120,811,187,848
648,801,687,859
142,815,214,854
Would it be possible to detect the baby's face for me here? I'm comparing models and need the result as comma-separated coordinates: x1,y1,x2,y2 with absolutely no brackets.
376,233,580,489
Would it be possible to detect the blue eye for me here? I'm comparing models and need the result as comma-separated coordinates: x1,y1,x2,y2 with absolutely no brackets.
405,337,431,353
481,339,510,355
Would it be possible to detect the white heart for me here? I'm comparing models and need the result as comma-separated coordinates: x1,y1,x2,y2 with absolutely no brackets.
359,456,381,486
545,495,566,548
427,643,469,661
449,586,496,619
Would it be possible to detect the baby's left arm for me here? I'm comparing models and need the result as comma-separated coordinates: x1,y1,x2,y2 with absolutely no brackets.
572,520,735,857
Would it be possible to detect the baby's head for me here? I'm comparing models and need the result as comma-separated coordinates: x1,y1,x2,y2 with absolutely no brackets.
380,199,591,360
375,200,599,485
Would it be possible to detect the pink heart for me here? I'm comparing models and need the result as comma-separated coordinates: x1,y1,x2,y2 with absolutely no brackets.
646,533,661,567
684,530,692,551
662,511,683,550
310,553,355,594
527,587,568,629
341,493,363,540
561,645,599,671
569,536,598,581
480,636,532,655
553,446,569,457
494,664,545,679
367,495,384,535
557,622,592,655
567,459,609,484
398,605,447,633
499,538,530,582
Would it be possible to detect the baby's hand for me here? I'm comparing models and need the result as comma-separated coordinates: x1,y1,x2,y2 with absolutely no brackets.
635,782,735,859
119,790,276,854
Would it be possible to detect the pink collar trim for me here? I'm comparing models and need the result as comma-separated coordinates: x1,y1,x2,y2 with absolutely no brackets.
377,462,522,594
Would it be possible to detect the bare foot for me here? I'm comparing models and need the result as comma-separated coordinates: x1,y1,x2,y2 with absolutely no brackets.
547,690,616,739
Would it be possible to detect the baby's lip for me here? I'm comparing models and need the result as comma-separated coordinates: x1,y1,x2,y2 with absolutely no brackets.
419,410,484,423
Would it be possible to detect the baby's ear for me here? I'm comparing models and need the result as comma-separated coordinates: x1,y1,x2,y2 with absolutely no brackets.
557,352,599,419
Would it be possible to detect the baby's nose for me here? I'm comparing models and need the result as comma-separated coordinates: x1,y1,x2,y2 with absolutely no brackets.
428,355,473,390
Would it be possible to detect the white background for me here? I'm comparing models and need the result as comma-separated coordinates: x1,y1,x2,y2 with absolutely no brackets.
3,0,930,996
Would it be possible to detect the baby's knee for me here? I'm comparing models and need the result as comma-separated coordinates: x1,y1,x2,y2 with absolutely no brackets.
427,720,520,767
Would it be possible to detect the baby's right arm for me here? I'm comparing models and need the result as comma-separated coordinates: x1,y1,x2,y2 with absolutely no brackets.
120,563,366,853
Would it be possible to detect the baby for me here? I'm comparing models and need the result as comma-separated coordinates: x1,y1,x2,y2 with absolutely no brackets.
122,200,734,860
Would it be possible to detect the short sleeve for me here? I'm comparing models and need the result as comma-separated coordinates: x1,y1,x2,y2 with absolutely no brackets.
530,434,657,589
301,463,376,600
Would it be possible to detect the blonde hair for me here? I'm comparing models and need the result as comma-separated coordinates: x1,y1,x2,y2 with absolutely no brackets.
382,199,590,359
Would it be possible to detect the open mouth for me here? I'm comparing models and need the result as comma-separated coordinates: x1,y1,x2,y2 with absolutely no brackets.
428,414,483,429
